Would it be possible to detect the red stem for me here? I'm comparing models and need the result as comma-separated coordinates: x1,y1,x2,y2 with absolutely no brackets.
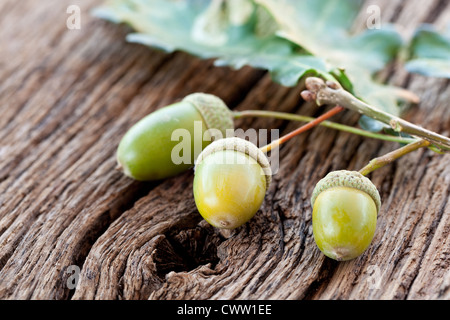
260,106,345,153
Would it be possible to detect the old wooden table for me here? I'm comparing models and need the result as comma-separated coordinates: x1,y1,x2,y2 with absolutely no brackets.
0,0,449,300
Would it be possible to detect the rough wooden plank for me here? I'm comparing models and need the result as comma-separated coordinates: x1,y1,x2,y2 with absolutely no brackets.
0,0,263,299
0,0,448,300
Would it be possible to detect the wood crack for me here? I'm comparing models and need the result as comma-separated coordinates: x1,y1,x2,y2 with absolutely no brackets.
302,258,339,300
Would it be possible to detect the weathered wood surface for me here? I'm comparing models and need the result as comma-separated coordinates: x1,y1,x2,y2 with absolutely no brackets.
0,0,449,300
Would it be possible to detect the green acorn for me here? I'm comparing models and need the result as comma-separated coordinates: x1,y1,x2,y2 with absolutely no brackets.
311,170,381,261
193,137,272,229
117,93,234,181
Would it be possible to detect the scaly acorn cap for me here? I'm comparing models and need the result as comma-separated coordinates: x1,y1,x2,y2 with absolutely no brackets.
195,137,272,188
183,93,234,137
311,170,381,213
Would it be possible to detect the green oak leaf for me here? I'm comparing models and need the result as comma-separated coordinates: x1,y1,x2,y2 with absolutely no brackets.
93,0,418,132
255,0,412,122
92,0,330,87
405,25,450,79
255,0,364,57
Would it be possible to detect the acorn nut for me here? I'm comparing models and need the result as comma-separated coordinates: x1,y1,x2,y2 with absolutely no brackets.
311,170,381,261
193,137,272,229
116,93,234,181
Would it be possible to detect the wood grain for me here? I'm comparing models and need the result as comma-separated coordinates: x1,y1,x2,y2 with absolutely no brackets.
0,0,448,300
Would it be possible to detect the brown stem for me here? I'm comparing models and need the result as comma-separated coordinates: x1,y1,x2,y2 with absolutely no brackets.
301,77,450,152
260,105,344,153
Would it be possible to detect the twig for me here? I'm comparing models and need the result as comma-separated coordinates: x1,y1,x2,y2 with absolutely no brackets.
259,106,344,153
359,140,431,176
301,77,450,151
233,110,419,145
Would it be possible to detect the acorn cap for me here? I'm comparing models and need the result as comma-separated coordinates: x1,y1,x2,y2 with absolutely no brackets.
311,170,381,213
195,137,272,188
183,93,234,137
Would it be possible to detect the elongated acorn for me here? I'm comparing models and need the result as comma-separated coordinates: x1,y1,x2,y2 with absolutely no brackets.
193,137,272,229
116,93,234,181
311,170,381,261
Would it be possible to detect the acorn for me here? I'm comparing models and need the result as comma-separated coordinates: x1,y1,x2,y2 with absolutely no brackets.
116,93,234,181
193,137,272,229
311,170,381,261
